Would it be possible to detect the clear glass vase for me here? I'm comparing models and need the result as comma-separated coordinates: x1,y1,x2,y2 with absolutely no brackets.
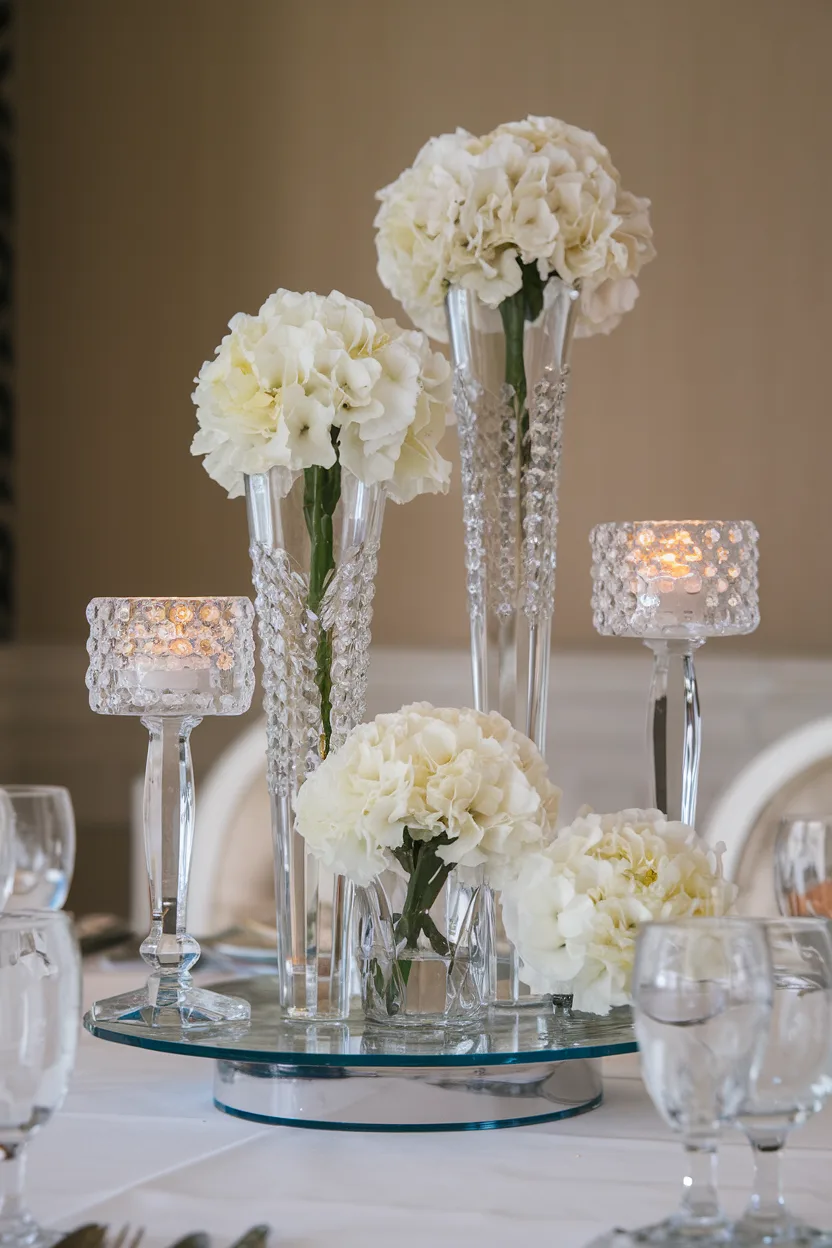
357,868,490,1029
246,465,385,1020
446,279,580,1005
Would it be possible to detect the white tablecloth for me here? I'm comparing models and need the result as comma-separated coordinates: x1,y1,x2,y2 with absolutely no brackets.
26,973,832,1247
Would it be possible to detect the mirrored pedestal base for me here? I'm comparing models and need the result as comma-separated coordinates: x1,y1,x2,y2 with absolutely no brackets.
213,1056,603,1131
84,974,636,1132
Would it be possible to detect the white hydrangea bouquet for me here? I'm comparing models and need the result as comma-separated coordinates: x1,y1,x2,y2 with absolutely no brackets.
191,288,452,503
295,702,561,1025
375,114,655,415
501,809,737,1016
191,288,453,755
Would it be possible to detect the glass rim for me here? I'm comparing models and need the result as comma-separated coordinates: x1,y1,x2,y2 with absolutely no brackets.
86,595,252,605
591,519,754,529
757,914,832,932
0,908,73,930
0,783,71,799
638,916,764,931
777,814,832,828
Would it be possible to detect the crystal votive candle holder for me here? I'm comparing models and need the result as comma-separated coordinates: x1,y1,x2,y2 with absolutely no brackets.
590,522,759,825
86,596,255,1031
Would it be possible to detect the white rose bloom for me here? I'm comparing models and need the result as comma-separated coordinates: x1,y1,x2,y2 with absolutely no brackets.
375,115,655,341
192,288,453,501
501,809,737,1015
294,704,561,889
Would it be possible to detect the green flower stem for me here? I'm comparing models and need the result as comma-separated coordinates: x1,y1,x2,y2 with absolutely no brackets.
498,260,547,451
391,830,453,986
499,288,528,438
303,457,341,757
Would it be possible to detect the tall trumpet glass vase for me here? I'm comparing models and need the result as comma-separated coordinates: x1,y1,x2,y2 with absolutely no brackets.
246,466,385,1021
591,521,760,825
447,279,580,1006
85,596,255,1030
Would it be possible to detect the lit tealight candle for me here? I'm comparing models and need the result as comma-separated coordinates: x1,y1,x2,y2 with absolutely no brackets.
591,520,759,641
86,596,254,716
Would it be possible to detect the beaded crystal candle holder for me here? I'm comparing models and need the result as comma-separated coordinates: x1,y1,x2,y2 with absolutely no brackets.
590,522,759,824
86,596,255,1030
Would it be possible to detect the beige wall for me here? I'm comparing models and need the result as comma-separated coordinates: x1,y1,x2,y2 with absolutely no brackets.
16,0,832,653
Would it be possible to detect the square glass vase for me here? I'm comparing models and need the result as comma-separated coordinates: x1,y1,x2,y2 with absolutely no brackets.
357,868,491,1030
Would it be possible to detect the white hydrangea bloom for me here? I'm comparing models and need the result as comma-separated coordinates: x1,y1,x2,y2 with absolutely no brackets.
374,115,655,341
191,288,453,500
500,809,737,1016
294,703,561,889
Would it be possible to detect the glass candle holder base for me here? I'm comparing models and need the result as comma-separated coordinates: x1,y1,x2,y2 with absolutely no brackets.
90,972,251,1032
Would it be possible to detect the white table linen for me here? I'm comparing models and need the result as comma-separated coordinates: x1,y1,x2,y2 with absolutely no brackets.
25,973,832,1247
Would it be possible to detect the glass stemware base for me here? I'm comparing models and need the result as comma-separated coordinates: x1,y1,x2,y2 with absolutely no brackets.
90,971,251,1031
588,1211,832,1248
0,1215,63,1248
0,1220,63,1248
587,1222,733,1248
730,1214,832,1247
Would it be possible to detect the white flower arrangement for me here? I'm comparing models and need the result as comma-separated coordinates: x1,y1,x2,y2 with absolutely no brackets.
191,287,453,503
374,114,655,342
500,809,737,1016
294,702,561,890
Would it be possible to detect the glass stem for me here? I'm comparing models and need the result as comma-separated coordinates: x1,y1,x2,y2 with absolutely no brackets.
679,1141,723,1225
746,1137,787,1221
140,714,201,984
0,1142,33,1238
646,639,703,824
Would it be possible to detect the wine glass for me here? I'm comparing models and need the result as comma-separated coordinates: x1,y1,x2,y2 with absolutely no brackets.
0,910,81,1247
590,918,773,1247
733,917,832,1245
0,787,76,912
775,817,832,918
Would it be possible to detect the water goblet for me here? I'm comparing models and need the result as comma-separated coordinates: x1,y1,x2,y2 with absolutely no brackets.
85,596,255,1030
0,910,81,1248
591,918,773,1247
733,917,832,1245
0,787,75,912
774,818,832,918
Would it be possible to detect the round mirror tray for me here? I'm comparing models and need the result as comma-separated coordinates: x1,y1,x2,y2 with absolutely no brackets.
84,974,637,1133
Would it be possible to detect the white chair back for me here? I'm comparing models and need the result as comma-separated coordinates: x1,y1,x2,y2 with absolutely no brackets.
703,716,832,916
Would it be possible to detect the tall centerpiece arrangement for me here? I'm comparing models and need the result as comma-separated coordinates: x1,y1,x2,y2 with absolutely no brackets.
192,289,453,1019
294,703,561,1028
375,116,655,1002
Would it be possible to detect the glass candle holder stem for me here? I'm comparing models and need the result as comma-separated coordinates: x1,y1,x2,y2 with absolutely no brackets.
86,595,256,1032
140,714,200,988
645,638,702,826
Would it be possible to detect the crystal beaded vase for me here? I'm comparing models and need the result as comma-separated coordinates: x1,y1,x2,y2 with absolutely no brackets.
246,466,385,1020
357,867,490,1029
85,596,255,1030
446,279,580,1005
